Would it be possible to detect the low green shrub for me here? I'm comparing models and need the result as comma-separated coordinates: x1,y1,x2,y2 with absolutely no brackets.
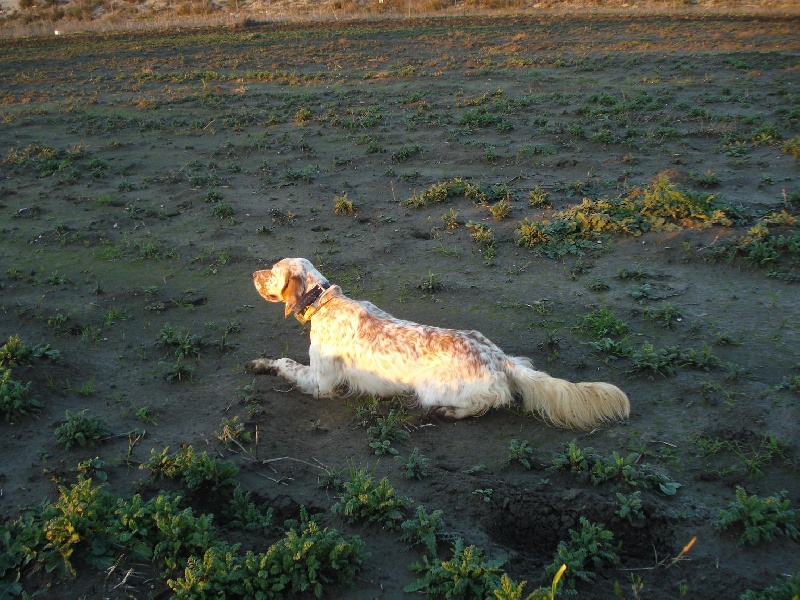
54,409,110,449
715,486,799,545
142,446,239,492
549,440,680,496
405,538,506,597
331,466,411,530
0,369,41,422
545,517,619,594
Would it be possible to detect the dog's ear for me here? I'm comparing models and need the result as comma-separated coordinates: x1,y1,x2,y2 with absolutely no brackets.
282,271,305,318
252,270,271,301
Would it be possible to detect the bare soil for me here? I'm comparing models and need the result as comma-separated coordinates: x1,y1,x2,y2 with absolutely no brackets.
1,13,798,599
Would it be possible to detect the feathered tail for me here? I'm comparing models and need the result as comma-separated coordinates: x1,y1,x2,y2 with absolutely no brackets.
508,358,629,429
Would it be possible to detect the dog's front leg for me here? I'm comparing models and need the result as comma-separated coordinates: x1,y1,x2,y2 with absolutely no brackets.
247,357,330,398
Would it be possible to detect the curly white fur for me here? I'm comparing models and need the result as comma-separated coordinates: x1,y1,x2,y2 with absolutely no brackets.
247,258,630,428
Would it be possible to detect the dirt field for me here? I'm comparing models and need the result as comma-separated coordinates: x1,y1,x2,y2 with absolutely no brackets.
1,12,798,599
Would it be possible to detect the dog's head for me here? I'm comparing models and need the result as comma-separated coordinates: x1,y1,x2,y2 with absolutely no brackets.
253,258,329,317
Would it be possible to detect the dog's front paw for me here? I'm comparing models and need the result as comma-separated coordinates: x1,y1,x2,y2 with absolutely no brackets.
246,358,277,375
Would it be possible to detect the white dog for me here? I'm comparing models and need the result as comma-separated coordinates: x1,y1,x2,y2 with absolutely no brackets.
247,258,629,429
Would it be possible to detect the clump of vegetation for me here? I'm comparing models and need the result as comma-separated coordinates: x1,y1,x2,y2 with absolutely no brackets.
782,135,800,160
693,432,790,478
405,538,507,597
395,447,430,479
399,505,445,554
704,210,799,279
529,186,551,208
417,271,444,293
615,491,644,523
54,409,110,449
333,192,356,215
549,440,680,495
0,335,33,367
545,517,619,593
400,178,486,208
0,368,40,422
214,416,251,449
714,486,799,545
0,476,364,598
169,507,365,598
466,221,497,258
515,175,737,258
142,446,239,492
739,572,800,600
574,308,628,339
331,466,411,530
501,438,535,470
367,408,410,455
156,324,204,361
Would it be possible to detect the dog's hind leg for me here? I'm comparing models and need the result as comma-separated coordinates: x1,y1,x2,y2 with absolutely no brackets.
247,357,332,398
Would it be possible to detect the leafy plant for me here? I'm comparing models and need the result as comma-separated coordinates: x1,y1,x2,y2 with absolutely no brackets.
405,538,506,597
143,446,239,492
54,409,110,449
223,485,273,533
0,335,32,367
333,192,356,215
545,517,619,593
714,486,799,545
159,357,195,383
615,491,644,523
0,368,41,422
529,186,551,208
625,342,681,377
331,465,411,530
574,308,628,339
502,438,535,470
549,440,680,495
367,408,411,450
400,178,486,208
400,505,445,555
739,572,800,600
214,416,250,449
168,507,365,598
488,196,514,221
417,271,443,293
395,447,430,479
515,175,736,258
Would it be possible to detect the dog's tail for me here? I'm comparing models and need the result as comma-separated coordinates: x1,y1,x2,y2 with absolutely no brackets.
508,358,629,429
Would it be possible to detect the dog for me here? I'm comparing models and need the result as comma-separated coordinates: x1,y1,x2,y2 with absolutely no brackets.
247,258,629,429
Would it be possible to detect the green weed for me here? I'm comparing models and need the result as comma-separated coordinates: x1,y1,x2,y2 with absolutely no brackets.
395,447,430,480
502,438,535,470
714,486,799,545
739,572,800,600
549,440,680,495
574,308,628,339
54,410,110,449
331,465,411,530
545,517,619,593
615,491,644,523
405,538,506,597
399,505,445,554
515,175,736,258
529,186,551,208
214,416,251,449
0,335,32,367
333,192,355,215
143,446,239,492
0,368,41,422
